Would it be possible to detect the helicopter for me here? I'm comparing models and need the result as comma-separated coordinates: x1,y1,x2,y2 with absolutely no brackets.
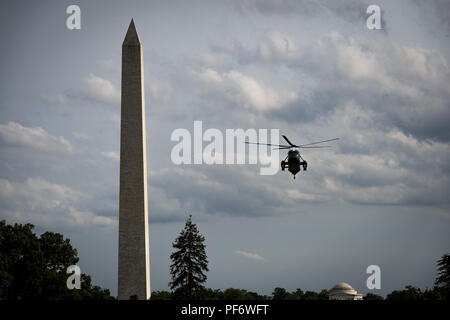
245,135,339,179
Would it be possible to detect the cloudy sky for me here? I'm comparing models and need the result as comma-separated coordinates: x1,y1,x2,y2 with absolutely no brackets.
1,0,449,297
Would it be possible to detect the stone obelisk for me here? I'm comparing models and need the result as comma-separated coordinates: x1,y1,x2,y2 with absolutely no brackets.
118,19,150,300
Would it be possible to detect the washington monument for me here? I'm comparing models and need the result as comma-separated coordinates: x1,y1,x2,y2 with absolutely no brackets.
118,19,150,300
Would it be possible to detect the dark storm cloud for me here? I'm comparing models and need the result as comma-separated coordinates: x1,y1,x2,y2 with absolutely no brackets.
271,90,341,124
234,0,387,33
42,74,121,108
0,175,117,232
210,40,259,66
204,29,450,143
237,0,370,22
149,166,293,220
277,33,449,142
412,0,450,35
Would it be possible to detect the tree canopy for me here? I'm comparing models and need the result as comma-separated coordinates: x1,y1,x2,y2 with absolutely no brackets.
169,215,208,299
435,254,450,288
0,220,113,300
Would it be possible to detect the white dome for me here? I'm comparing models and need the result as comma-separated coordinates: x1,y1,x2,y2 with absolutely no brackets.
329,282,357,295
333,282,354,290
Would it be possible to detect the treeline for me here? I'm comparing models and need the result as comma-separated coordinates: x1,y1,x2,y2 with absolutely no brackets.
151,285,450,301
151,287,329,300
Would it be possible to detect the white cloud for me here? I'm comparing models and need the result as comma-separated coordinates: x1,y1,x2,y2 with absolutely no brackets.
101,151,120,160
72,131,90,141
259,31,299,61
192,68,298,111
292,101,450,207
285,189,317,201
96,59,115,71
40,93,69,104
194,68,223,84
235,250,265,261
200,53,221,66
308,33,450,134
148,78,173,103
110,113,121,123
0,122,73,154
227,70,298,110
262,31,450,143
84,73,120,105
0,177,116,231
148,166,291,219
68,207,117,230
322,32,449,100
150,167,224,190
41,74,120,107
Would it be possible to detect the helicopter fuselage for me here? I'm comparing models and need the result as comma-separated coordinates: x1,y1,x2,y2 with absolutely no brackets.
281,149,307,179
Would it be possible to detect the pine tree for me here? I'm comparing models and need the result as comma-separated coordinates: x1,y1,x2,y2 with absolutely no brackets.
170,215,208,299
435,254,450,288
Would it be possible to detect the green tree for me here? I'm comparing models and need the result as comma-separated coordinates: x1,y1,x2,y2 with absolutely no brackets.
271,288,328,300
303,290,320,300
386,285,424,300
221,288,260,300
66,274,114,300
0,221,44,299
272,287,288,300
0,220,113,300
170,215,208,299
291,288,304,300
435,254,450,288
246,290,268,300
318,289,329,300
197,288,222,300
422,287,446,300
150,291,173,300
364,293,384,300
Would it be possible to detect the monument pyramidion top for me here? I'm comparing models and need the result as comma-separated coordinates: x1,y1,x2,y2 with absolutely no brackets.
123,19,142,46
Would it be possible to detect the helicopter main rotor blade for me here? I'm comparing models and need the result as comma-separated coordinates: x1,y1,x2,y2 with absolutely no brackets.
245,141,291,148
273,147,292,150
299,138,339,147
299,146,332,149
282,135,297,147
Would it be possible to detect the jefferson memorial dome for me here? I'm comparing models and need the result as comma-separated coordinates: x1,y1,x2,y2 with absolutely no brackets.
328,282,363,300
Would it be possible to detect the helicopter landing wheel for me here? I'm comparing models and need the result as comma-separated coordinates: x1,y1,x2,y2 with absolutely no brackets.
281,161,286,171
301,161,307,171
